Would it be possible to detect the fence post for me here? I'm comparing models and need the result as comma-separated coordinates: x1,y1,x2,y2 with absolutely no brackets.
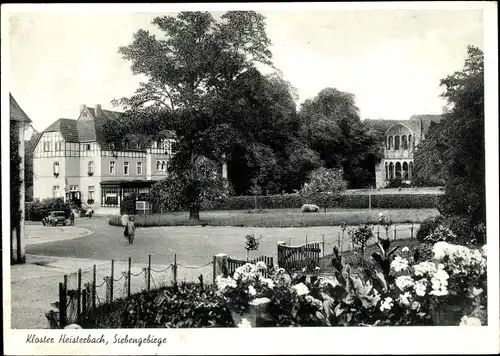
289,237,291,246
322,234,325,258
77,268,82,323
81,285,87,324
104,276,111,303
214,253,228,281
198,274,204,294
394,226,397,241
127,257,132,298
305,234,308,245
64,274,68,291
122,271,128,297
110,260,114,302
142,268,148,291
148,254,151,291
172,254,178,285
59,282,66,328
92,265,96,313
410,224,414,239
212,256,216,285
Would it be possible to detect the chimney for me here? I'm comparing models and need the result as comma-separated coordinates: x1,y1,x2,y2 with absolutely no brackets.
95,104,102,118
80,104,86,113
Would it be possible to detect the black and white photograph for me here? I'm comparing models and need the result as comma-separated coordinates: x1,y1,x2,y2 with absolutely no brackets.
2,2,498,355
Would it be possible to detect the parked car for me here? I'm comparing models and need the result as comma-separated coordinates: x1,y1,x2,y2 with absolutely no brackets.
42,211,67,226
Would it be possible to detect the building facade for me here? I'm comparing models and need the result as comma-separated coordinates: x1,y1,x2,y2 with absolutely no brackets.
10,94,32,264
365,115,442,188
32,104,184,214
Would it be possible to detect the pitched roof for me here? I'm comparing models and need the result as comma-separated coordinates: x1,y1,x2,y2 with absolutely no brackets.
26,132,42,153
10,94,32,123
45,118,79,142
85,107,123,148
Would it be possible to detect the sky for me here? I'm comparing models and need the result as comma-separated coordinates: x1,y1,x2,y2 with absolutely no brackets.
6,6,484,132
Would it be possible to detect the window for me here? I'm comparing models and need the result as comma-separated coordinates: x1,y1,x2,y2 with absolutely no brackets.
156,160,167,172
156,160,161,171
88,161,94,175
52,185,60,198
102,186,119,207
109,161,115,175
84,144,91,151
69,185,79,191
88,186,95,200
43,142,51,152
55,141,63,151
53,162,60,175
161,161,166,171
124,162,129,175
402,135,408,150
388,136,393,150
394,136,400,150
137,161,143,175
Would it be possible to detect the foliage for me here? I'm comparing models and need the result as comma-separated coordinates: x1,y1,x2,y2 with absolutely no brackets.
213,193,440,211
10,121,22,230
244,234,262,260
120,193,137,215
416,216,445,242
147,156,230,219
416,215,484,246
300,167,348,213
298,88,384,188
25,198,72,221
414,46,485,226
79,283,233,328
371,237,400,283
349,225,374,257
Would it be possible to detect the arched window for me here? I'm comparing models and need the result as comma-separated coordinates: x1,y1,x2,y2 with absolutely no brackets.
395,136,400,150
389,136,393,150
161,161,166,171
156,161,161,171
409,161,414,179
385,162,389,180
408,135,412,149
402,135,408,150
403,162,409,180
389,162,394,180
395,162,402,179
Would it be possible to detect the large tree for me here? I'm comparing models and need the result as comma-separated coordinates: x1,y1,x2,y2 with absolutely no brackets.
106,11,289,219
298,88,383,188
423,46,485,225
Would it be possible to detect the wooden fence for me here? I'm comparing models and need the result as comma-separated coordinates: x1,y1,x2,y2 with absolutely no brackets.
277,242,321,272
226,255,274,278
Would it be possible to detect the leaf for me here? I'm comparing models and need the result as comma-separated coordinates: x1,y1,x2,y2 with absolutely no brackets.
373,271,388,292
388,245,400,257
371,253,383,265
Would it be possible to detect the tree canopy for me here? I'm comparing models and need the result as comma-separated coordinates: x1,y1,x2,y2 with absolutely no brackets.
414,45,485,225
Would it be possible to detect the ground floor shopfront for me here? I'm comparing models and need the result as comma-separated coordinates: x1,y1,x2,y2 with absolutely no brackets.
98,180,158,215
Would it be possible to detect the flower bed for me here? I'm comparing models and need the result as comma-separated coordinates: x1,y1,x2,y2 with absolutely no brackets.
216,240,487,327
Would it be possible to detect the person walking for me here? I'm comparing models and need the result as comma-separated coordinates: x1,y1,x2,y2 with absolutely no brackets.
69,210,75,226
124,217,136,244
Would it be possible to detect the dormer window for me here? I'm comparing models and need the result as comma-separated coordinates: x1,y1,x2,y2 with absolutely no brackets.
84,144,91,151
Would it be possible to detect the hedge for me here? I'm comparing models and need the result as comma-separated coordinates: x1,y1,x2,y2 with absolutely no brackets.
211,193,439,210
25,198,72,221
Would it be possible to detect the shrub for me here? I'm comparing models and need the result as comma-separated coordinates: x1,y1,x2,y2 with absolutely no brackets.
416,215,484,246
120,193,137,215
79,283,233,328
301,204,320,213
25,198,72,221
416,216,445,242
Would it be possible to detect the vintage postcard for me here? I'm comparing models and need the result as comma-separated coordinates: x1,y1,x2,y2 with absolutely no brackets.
2,2,499,355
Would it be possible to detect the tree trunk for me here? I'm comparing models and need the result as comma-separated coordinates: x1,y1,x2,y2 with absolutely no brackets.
189,206,200,220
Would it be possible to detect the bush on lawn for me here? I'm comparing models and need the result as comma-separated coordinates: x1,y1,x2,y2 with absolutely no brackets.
212,193,439,211
79,283,234,328
25,198,72,221
120,193,137,215
301,204,320,213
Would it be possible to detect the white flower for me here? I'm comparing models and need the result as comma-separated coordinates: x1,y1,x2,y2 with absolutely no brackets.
216,276,237,291
414,279,428,297
459,315,482,326
237,318,253,328
429,264,449,296
401,246,410,253
292,283,310,296
471,287,483,297
391,256,409,272
302,267,307,272
315,266,321,271
433,241,450,260
305,295,323,308
481,245,487,257
413,261,437,277
380,297,394,312
411,301,421,311
256,261,267,270
398,292,412,306
319,276,339,288
395,275,415,291
378,212,384,218
261,278,275,289
248,285,257,296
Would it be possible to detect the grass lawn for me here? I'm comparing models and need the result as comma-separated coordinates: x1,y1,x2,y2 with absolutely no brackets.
112,208,440,228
